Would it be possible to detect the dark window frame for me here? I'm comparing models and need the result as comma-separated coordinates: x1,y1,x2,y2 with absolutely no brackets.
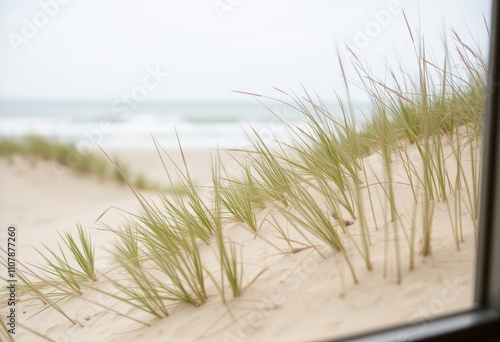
334,2,500,342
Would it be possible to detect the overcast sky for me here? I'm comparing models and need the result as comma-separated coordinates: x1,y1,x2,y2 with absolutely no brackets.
0,0,492,102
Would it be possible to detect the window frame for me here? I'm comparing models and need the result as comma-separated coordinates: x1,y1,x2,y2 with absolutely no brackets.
336,2,500,341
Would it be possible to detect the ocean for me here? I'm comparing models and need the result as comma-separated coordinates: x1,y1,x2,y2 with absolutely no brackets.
0,101,370,150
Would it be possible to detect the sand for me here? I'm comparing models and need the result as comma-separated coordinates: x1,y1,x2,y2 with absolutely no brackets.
0,145,477,342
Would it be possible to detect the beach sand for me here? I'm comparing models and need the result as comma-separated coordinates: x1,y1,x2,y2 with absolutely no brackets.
0,145,477,342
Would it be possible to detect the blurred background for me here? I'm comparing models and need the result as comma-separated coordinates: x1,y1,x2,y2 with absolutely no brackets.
0,0,492,150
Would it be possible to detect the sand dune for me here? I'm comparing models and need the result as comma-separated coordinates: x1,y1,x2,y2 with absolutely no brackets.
0,141,477,342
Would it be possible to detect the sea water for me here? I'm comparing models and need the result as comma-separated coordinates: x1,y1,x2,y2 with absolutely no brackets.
0,100,370,150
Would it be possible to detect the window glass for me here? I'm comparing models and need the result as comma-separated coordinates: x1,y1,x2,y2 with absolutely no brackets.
0,1,492,341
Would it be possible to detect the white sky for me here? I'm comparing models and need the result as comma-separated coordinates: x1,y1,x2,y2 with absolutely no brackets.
0,0,492,102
